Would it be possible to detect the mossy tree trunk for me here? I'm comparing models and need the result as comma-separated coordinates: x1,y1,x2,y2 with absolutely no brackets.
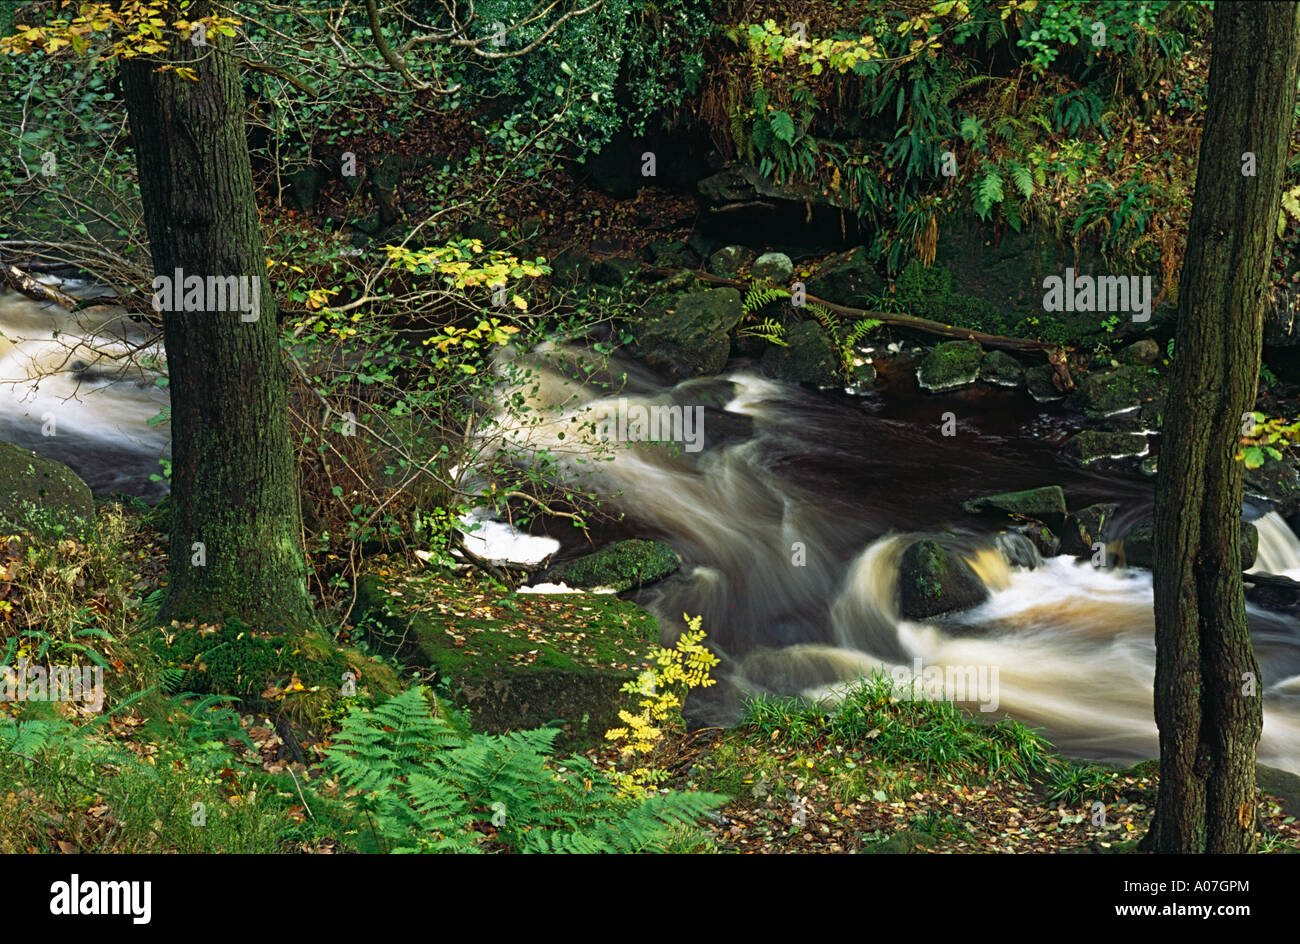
118,1,314,630
1143,1,1300,854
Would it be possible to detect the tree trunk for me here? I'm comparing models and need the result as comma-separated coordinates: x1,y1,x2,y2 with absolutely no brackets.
118,2,314,630
1144,1,1300,854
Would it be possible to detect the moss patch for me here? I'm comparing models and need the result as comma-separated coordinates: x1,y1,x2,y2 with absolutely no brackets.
352,573,659,749
542,538,680,592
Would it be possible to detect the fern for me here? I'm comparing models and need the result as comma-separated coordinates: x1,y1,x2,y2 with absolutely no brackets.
742,284,790,315
972,167,1004,220
737,317,788,346
321,687,724,854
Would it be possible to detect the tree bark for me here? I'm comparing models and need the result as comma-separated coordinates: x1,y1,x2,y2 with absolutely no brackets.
117,1,314,630
1144,1,1300,854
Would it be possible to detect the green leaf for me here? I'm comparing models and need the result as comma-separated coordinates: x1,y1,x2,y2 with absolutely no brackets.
770,110,796,144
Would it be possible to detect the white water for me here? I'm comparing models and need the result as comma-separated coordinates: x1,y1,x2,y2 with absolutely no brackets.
0,285,168,498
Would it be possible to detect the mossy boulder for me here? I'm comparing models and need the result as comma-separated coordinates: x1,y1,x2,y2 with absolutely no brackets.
917,340,983,392
1060,503,1118,558
1025,364,1066,402
804,246,883,307
0,440,94,539
864,829,940,854
1117,339,1160,365
979,350,1025,387
632,287,745,380
1123,519,1257,570
352,574,660,749
1066,364,1164,418
897,539,989,620
760,320,841,386
549,246,593,285
542,538,680,592
752,252,794,283
962,485,1067,523
1065,430,1149,466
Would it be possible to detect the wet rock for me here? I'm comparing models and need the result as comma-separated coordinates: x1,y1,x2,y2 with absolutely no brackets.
631,286,744,380
708,245,755,278
549,246,593,285
1060,503,1118,557
0,440,94,538
917,340,983,392
752,251,794,283
979,350,1025,387
1025,364,1066,402
1124,519,1257,570
1009,520,1062,558
1066,364,1164,418
1065,430,1150,466
898,539,990,620
963,485,1067,522
541,539,680,592
760,320,840,386
804,246,883,306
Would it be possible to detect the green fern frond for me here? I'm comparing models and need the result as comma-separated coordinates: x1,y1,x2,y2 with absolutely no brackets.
743,284,791,315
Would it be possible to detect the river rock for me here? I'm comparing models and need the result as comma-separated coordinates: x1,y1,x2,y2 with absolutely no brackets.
1066,364,1165,418
963,485,1067,522
631,286,745,380
898,539,990,620
752,252,794,283
1009,520,1062,558
804,246,882,306
760,320,840,386
0,441,94,538
1025,364,1065,402
979,350,1025,387
1245,454,1300,517
917,340,983,392
709,245,755,278
1060,502,1118,557
541,539,680,592
1065,430,1149,466
1123,519,1258,570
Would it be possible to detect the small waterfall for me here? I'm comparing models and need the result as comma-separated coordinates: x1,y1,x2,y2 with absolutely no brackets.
1249,511,1300,577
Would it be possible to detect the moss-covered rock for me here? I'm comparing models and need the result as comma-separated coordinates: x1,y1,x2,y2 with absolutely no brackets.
352,574,660,749
1064,430,1150,466
804,245,883,307
1123,519,1257,570
1025,364,1065,402
962,485,1067,522
752,252,794,283
0,440,94,539
591,256,642,287
760,320,840,386
542,538,680,592
979,350,1025,387
1009,520,1062,558
917,340,983,392
1245,455,1300,517
863,828,940,853
1060,503,1118,557
1066,364,1165,418
1116,339,1160,365
897,539,989,620
632,287,745,380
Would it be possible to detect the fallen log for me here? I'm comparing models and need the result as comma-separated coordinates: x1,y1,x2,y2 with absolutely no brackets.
639,263,1063,357
0,263,78,309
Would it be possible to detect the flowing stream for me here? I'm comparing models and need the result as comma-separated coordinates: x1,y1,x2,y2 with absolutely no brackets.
4,287,1299,773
